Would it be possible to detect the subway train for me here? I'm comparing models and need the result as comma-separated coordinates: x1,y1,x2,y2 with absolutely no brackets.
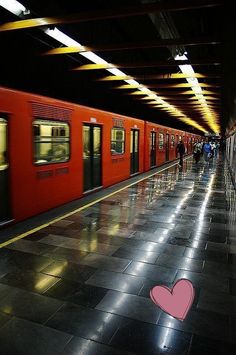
0,87,201,227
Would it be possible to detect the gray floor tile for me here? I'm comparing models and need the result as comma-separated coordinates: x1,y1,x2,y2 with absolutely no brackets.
96,290,161,324
197,289,236,315
79,254,131,272
156,254,204,272
86,270,144,294
124,261,177,283
0,286,63,324
176,269,229,293
0,317,72,355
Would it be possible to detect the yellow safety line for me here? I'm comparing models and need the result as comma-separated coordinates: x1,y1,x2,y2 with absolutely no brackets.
0,158,189,248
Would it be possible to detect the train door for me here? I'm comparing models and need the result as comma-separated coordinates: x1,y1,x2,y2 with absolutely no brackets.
83,124,102,192
150,131,156,167
130,129,139,175
0,117,11,225
166,133,169,161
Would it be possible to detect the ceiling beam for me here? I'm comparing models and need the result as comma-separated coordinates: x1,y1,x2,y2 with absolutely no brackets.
43,37,221,55
129,83,219,88
159,95,220,100
0,0,223,32
72,60,221,70
99,74,220,81
139,90,220,97
117,73,221,81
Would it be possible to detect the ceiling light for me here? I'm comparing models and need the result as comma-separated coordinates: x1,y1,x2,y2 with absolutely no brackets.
80,51,108,64
44,28,82,47
0,0,27,16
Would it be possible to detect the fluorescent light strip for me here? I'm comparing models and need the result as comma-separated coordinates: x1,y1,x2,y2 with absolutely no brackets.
175,53,219,133
0,0,26,16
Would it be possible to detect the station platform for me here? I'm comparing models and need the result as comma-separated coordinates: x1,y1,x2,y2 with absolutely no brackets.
0,156,235,355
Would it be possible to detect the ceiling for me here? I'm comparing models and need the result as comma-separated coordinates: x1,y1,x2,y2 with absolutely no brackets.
0,0,231,135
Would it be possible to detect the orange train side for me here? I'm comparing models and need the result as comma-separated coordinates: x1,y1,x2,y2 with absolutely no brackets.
0,86,201,226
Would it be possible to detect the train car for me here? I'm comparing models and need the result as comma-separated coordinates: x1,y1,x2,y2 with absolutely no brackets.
144,123,199,172
0,86,200,227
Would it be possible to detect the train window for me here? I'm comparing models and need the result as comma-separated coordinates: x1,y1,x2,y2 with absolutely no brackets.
111,128,125,154
159,133,164,149
0,118,8,170
33,120,70,165
171,134,175,147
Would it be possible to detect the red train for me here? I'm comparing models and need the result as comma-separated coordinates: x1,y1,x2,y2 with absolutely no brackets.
0,87,200,227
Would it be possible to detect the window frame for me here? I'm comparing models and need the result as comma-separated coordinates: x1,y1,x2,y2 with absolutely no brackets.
110,127,126,155
170,134,175,148
158,132,164,150
33,118,71,166
0,115,9,171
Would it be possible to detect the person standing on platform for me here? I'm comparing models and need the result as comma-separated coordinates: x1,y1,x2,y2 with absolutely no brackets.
193,140,202,164
215,141,220,158
177,139,185,168
210,141,216,157
203,139,212,163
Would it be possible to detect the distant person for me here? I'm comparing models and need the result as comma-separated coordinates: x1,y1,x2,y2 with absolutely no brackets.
215,141,220,158
176,139,185,167
203,139,212,163
193,140,202,164
210,141,216,157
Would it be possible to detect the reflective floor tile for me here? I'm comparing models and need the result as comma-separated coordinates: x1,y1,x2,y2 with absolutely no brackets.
39,234,71,247
197,289,236,315
205,241,229,253
0,286,63,324
125,261,177,283
203,260,236,278
76,241,119,255
162,244,186,256
175,270,229,293
24,231,49,242
229,278,236,295
41,260,97,283
112,246,159,264
52,220,75,228
44,279,108,307
44,246,89,264
155,254,204,272
189,334,235,355
86,270,144,294
158,309,231,342
184,247,228,262
0,269,60,294
47,302,125,344
5,239,57,256
2,250,53,272
62,336,135,355
79,254,131,272
96,290,161,324
97,227,135,238
110,318,192,355
0,312,11,329
0,317,72,355
0,282,14,300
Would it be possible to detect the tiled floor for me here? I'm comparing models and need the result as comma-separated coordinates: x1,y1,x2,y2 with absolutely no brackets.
0,156,236,354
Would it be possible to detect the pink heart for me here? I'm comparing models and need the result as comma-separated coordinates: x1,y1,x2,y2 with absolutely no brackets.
150,279,195,321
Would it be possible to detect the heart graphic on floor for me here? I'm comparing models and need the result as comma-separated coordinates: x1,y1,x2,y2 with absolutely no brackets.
150,279,195,321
